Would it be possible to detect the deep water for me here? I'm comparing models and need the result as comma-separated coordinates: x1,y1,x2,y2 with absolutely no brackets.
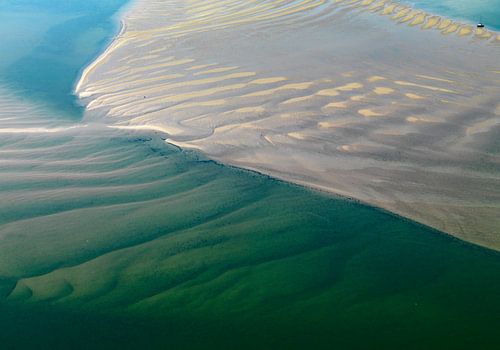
0,1,500,349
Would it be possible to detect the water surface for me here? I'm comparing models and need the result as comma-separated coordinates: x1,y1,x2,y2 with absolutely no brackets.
0,1,500,349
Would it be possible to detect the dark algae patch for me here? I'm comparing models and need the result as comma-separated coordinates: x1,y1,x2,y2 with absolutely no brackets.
0,132,499,349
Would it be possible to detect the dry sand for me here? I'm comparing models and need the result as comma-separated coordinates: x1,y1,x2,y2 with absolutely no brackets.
76,0,500,250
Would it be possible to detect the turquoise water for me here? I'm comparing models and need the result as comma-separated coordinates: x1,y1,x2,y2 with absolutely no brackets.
0,1,500,349
0,0,128,117
400,0,500,30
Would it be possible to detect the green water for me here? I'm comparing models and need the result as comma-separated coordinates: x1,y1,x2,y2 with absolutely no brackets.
1,0,500,349
0,131,500,349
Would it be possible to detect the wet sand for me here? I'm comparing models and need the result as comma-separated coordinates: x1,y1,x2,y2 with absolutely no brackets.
76,0,500,250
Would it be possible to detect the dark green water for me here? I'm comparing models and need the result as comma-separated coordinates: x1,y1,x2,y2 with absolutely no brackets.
0,131,500,349
0,0,500,349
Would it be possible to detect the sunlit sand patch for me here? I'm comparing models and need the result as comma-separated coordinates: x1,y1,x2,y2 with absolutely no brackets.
263,134,276,145
316,88,340,97
350,95,367,101
394,80,455,93
110,123,186,135
409,13,426,26
369,0,387,12
415,75,455,84
442,23,459,34
475,28,493,39
234,106,266,113
127,58,196,74
193,66,239,76
318,120,351,128
458,26,473,36
281,95,315,104
367,76,386,82
358,108,383,117
243,82,314,97
381,3,397,15
186,63,218,71
399,10,421,23
373,87,394,95
169,99,228,110
336,82,363,91
0,125,85,134
250,77,287,84
323,101,348,109
359,0,375,6
392,7,411,20
422,16,440,29
405,93,425,100
437,19,452,30
287,132,307,140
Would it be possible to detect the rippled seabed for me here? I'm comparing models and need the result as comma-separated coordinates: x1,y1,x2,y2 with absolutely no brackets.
1,127,500,349
1,0,500,349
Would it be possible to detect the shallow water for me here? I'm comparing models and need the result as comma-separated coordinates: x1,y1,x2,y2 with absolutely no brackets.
0,0,128,117
400,0,500,30
0,0,500,349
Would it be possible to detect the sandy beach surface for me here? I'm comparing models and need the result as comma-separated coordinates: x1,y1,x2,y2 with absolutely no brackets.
76,0,500,250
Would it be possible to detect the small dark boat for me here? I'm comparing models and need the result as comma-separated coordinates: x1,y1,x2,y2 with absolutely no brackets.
477,16,485,28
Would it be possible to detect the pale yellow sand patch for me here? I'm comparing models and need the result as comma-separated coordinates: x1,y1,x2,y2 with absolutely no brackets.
369,0,387,12
399,10,421,23
288,132,307,140
405,93,425,99
410,13,426,26
437,19,452,30
367,76,386,82
360,0,375,6
281,95,315,104
316,88,340,97
392,8,411,20
250,77,287,84
381,4,397,15
358,109,383,117
235,106,265,113
351,95,367,101
318,120,349,128
373,87,394,95
422,16,440,29
244,82,313,97
442,23,459,34
395,81,455,93
323,101,348,109
336,82,363,91
475,28,493,39
186,63,218,71
416,75,455,84
458,26,473,36
193,66,239,76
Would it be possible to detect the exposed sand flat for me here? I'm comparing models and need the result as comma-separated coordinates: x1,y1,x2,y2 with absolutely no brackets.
77,0,500,250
